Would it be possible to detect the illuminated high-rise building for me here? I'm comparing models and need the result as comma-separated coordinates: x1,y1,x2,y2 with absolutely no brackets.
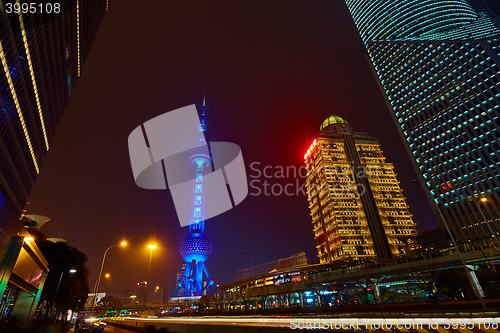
0,1,109,326
175,263,187,297
174,95,216,298
0,1,109,223
345,0,500,241
304,115,416,263
481,0,500,27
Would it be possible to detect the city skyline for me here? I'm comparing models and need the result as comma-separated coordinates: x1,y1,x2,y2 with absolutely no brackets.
25,0,438,294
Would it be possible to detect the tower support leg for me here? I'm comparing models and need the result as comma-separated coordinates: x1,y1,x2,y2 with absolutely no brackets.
201,262,216,294
175,262,191,297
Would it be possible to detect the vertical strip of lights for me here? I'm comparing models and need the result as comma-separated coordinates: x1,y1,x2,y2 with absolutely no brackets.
76,0,80,77
0,41,39,174
106,0,109,11
17,9,49,151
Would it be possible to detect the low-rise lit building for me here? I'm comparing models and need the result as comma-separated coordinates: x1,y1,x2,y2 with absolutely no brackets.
219,248,500,310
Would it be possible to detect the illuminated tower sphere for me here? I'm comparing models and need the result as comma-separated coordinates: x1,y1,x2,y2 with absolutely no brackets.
344,0,500,241
174,93,216,297
180,232,212,263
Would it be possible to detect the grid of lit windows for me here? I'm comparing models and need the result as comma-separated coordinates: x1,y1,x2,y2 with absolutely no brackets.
305,120,416,263
0,0,109,216
345,0,500,240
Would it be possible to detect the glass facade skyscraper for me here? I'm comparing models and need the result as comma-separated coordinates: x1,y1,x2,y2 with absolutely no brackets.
345,0,500,241
0,3,109,325
481,0,500,27
0,1,108,222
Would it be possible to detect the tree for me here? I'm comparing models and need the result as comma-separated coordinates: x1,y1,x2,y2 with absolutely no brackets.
237,284,250,312
255,285,271,310
307,271,331,308
31,230,90,320
98,296,122,307
404,254,443,304
196,295,209,313
273,274,298,308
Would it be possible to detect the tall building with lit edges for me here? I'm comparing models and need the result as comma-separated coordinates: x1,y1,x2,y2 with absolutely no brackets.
345,0,500,241
0,0,109,225
0,1,109,326
174,96,216,298
304,115,416,263
481,0,500,27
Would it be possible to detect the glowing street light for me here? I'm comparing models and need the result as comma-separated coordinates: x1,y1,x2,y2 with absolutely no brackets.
144,244,157,304
53,269,76,318
90,241,127,318
155,286,163,303
105,273,110,278
477,197,500,248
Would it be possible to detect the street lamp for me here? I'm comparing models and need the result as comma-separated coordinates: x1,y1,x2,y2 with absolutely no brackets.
412,180,486,309
241,252,257,315
90,241,127,319
476,197,500,248
144,244,157,304
52,269,76,320
155,286,163,303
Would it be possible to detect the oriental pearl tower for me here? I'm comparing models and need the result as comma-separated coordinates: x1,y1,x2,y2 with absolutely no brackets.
174,93,216,297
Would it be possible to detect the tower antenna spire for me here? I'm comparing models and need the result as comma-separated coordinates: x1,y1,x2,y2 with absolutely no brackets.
201,89,206,132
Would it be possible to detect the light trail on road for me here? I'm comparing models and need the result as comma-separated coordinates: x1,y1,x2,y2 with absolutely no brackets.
106,316,500,331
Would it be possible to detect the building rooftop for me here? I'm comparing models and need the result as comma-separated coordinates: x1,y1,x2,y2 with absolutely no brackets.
320,115,348,130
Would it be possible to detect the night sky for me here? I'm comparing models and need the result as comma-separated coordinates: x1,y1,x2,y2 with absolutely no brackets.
27,0,437,297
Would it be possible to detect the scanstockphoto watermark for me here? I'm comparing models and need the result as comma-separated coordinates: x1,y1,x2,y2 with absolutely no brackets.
247,162,371,197
289,318,500,330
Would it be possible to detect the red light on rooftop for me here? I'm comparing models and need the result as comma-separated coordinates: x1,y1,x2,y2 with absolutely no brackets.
304,139,317,160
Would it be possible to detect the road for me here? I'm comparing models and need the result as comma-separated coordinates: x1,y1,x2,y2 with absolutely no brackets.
102,317,500,333
98,325,137,333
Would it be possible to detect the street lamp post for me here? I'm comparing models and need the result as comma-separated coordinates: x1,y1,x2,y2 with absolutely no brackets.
155,286,163,303
51,269,76,320
90,241,126,320
477,197,500,248
241,252,257,315
144,244,157,304
412,180,486,309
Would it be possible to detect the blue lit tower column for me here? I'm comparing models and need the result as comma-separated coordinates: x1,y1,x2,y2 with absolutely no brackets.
344,0,500,241
174,95,216,297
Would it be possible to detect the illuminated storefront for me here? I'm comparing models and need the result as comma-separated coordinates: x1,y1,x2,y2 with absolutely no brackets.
0,235,48,327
